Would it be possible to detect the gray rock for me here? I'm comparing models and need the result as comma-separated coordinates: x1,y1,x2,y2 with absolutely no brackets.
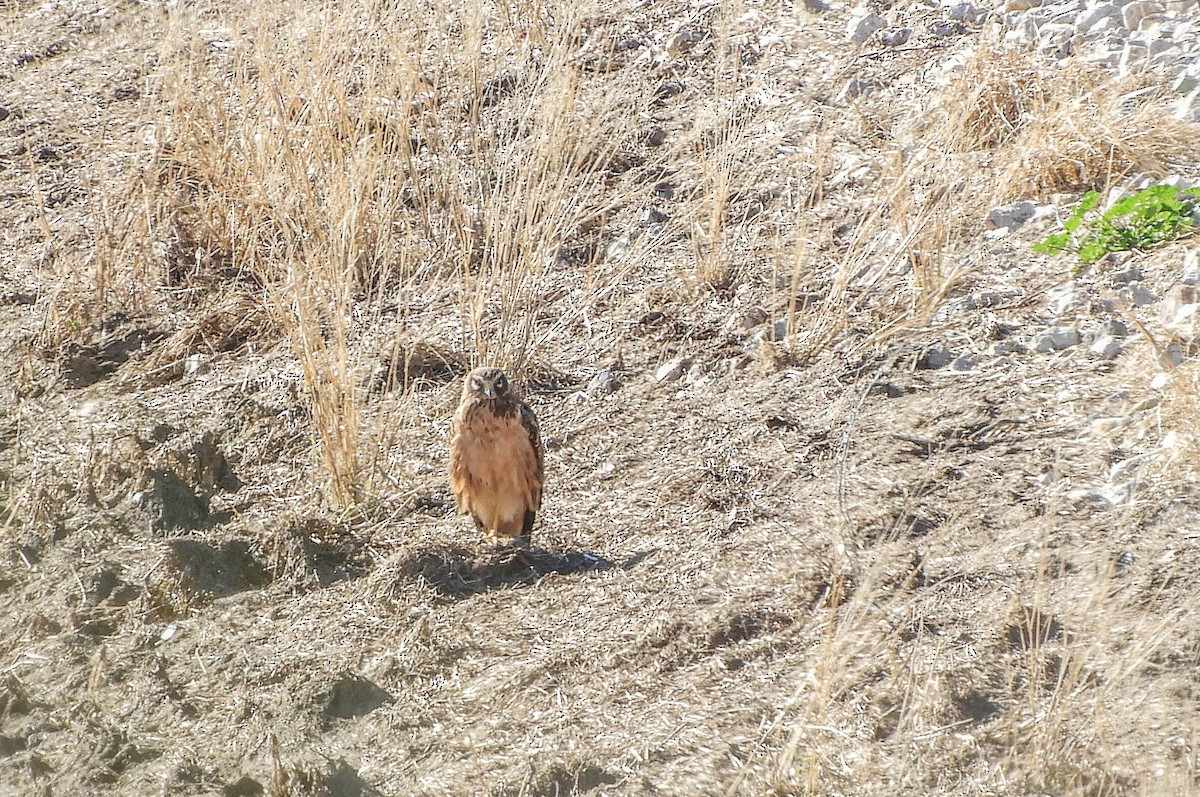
920,345,954,369
1096,318,1129,338
932,19,968,36
986,200,1038,229
878,27,913,45
729,306,769,331
1090,335,1124,359
655,357,691,383
770,318,790,342
847,12,886,43
1172,70,1199,96
945,1,989,23
951,353,981,371
989,339,1028,355
1032,326,1081,352
1118,282,1157,307
588,369,620,394
1005,0,1040,9
1107,264,1140,285
839,78,879,100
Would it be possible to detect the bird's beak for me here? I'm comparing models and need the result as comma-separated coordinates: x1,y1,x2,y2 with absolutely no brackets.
482,383,495,399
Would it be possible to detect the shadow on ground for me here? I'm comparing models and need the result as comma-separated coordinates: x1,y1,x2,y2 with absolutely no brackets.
400,545,651,598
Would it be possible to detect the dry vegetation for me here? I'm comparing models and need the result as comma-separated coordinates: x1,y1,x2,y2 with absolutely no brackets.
4,0,1200,795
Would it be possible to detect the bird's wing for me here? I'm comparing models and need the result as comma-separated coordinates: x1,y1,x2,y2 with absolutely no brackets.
519,402,543,502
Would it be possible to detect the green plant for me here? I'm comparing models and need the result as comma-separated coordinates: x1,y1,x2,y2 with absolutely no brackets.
1036,184,1200,265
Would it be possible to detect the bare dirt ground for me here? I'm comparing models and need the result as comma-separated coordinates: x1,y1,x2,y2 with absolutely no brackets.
3,0,1200,795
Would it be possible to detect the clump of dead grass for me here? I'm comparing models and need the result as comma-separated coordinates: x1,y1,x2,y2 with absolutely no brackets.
940,45,1200,201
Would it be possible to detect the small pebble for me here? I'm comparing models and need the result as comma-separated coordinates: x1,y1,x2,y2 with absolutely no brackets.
655,357,691,383
588,369,620,394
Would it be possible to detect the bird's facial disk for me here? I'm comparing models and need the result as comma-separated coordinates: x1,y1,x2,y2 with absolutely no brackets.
471,372,508,399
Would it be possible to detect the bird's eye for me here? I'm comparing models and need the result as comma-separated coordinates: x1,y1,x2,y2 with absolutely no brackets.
471,378,482,391
496,376,507,391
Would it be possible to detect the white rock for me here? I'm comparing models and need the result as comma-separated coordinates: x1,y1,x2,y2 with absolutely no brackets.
1090,335,1123,359
1085,48,1123,67
1150,371,1171,390
655,357,691,383
1167,303,1200,339
1037,22,1075,56
1047,281,1087,314
1081,15,1123,40
1175,87,1200,122
185,353,209,375
1159,283,1199,325
847,11,887,43
1097,480,1139,506
1123,0,1165,29
684,362,709,385
1076,3,1124,35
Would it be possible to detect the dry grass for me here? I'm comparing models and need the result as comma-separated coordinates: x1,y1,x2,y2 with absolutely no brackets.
77,0,657,506
938,44,1200,201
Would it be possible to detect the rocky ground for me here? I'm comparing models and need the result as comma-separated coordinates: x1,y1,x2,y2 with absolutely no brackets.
3,0,1200,795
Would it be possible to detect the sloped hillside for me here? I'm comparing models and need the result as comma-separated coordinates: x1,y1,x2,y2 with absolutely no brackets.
3,0,1200,795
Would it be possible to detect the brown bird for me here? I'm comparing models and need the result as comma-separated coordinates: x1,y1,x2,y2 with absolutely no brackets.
448,366,544,543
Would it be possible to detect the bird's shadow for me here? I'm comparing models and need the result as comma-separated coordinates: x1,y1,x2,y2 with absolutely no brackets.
399,544,654,598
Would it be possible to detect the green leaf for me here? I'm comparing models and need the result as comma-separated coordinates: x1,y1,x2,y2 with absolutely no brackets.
1034,233,1070,255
